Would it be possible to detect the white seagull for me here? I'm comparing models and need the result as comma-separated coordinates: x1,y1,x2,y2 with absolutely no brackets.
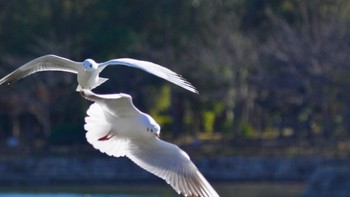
81,89,219,197
0,54,198,93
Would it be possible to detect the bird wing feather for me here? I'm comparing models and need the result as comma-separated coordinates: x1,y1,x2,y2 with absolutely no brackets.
84,103,129,157
127,138,219,197
81,89,141,117
0,54,80,85
98,58,198,94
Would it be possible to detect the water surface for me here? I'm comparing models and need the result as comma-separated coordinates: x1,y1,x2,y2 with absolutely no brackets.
0,183,304,197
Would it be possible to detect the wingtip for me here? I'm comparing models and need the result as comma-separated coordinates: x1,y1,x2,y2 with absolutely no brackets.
186,86,199,94
0,80,12,86
173,74,199,94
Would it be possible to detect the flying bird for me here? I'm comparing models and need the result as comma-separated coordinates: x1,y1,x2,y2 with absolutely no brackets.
0,54,198,93
81,89,219,197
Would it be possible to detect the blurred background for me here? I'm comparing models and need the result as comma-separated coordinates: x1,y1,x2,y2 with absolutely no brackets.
0,0,349,196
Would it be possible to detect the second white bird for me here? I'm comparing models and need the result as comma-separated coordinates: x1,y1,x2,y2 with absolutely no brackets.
81,90,218,197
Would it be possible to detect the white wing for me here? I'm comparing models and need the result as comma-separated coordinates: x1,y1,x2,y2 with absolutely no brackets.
99,58,198,94
0,54,80,85
84,103,129,157
81,90,141,117
127,138,219,197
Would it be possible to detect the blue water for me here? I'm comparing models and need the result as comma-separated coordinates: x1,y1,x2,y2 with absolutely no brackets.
0,194,156,197
0,183,304,197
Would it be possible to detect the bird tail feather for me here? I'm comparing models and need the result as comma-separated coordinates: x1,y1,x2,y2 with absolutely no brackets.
92,77,109,89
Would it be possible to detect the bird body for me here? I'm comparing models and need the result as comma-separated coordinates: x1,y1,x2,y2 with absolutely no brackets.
0,54,198,93
81,90,219,197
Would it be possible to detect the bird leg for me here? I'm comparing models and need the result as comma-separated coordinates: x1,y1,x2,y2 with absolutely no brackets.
98,131,114,141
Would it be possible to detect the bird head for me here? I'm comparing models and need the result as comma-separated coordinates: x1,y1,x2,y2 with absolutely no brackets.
150,124,161,138
83,59,98,71
145,115,161,138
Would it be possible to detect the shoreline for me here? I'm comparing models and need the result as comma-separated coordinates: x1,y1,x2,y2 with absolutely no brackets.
0,155,347,185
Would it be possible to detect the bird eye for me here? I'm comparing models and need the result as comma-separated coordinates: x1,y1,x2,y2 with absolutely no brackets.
89,64,92,68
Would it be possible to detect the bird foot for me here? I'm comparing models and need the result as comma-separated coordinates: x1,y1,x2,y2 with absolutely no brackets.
98,131,114,141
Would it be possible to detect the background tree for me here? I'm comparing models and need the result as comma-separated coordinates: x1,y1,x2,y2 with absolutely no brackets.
0,0,349,155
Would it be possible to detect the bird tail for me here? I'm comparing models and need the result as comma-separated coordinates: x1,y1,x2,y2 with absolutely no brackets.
92,77,109,89
84,103,128,157
75,77,108,91
76,84,83,92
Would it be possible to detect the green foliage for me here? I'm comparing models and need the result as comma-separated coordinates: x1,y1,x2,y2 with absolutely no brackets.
240,121,255,138
202,110,215,134
149,85,172,126
183,105,194,126
0,0,350,150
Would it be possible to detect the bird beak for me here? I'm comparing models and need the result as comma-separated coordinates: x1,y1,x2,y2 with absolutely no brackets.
155,133,160,138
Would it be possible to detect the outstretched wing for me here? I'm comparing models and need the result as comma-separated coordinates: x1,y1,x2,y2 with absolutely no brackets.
0,54,80,85
81,89,141,117
127,138,219,197
99,58,198,94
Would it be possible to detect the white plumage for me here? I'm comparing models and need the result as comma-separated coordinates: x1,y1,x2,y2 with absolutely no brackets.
82,90,219,197
0,54,198,93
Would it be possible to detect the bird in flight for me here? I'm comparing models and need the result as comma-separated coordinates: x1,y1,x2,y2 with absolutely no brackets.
0,54,198,93
81,89,219,197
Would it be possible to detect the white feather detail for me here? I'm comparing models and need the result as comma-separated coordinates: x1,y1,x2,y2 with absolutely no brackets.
126,139,219,197
84,103,129,157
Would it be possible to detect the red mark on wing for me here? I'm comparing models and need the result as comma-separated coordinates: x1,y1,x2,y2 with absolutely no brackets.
98,131,114,141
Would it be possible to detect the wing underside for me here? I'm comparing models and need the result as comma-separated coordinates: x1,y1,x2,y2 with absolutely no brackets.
99,58,198,94
127,139,219,197
0,54,80,85
85,103,129,157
